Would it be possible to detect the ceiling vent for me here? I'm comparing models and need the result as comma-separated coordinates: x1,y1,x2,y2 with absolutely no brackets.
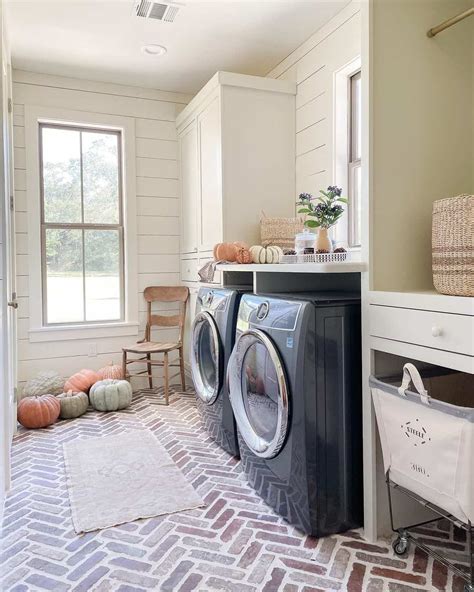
134,0,182,23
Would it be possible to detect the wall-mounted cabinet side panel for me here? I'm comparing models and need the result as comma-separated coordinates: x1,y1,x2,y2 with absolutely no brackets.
220,85,295,246
179,121,199,254
197,96,222,252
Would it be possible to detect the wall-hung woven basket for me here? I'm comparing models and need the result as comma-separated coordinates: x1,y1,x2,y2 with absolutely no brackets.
432,194,473,297
260,212,304,249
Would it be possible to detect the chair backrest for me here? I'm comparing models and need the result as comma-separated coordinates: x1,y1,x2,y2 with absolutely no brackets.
143,286,190,343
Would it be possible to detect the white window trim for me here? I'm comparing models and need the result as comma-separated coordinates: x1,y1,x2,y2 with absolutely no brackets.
333,56,362,250
24,105,139,342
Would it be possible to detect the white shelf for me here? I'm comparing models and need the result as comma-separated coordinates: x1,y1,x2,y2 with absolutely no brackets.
216,261,367,274
369,290,474,316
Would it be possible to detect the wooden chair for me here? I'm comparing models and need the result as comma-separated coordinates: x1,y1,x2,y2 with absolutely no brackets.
122,286,189,405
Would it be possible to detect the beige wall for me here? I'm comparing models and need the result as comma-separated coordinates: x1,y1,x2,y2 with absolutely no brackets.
371,0,473,292
13,70,191,386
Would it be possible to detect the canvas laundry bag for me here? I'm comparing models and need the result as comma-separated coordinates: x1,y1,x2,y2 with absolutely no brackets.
370,363,474,524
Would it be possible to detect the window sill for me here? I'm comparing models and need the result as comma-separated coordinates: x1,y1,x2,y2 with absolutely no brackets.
28,322,140,343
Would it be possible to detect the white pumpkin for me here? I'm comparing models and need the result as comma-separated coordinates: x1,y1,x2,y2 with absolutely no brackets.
23,371,65,397
249,245,283,264
89,379,132,412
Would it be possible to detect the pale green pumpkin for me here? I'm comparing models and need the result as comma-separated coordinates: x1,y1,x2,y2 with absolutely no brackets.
89,379,132,412
57,390,89,419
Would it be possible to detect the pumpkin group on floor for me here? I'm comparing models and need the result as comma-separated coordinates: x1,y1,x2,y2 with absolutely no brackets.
17,362,131,430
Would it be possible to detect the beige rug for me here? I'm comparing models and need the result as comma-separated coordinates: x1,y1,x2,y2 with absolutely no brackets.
63,430,204,533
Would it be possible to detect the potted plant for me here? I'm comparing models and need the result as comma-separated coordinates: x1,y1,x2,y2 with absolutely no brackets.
297,186,347,252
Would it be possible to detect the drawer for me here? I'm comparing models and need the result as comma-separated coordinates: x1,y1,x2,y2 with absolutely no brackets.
370,305,474,356
180,258,199,282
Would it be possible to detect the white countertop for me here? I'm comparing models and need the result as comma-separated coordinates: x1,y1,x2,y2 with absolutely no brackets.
216,261,367,273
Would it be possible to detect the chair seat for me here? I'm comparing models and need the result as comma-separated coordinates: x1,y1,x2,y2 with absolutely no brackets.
123,341,181,354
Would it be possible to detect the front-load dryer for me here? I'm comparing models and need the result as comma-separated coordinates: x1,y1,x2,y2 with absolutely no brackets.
227,292,363,536
191,287,248,457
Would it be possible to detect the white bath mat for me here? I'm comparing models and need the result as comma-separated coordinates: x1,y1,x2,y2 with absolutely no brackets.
63,430,204,533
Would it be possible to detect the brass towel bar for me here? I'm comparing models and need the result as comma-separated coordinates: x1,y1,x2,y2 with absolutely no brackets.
427,7,474,37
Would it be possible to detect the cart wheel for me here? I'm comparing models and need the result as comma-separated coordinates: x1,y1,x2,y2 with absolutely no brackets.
392,536,409,556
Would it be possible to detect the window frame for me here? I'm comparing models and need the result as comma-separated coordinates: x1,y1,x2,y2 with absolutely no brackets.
24,105,139,343
39,123,126,326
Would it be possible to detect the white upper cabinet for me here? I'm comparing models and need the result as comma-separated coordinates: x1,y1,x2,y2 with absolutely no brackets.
179,121,199,254
197,97,222,252
177,71,296,269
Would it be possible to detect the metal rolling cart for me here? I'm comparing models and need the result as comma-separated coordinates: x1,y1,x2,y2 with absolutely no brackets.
386,472,473,592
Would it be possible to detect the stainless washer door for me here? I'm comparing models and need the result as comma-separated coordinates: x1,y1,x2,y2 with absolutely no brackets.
228,329,289,459
191,311,222,405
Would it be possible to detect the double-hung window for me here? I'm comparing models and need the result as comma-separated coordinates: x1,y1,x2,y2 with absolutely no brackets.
348,70,362,247
40,124,124,325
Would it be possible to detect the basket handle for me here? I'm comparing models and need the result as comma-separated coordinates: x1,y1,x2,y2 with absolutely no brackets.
398,363,431,405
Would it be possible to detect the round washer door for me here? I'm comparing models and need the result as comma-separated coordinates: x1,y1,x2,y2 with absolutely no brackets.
228,329,289,459
191,311,222,405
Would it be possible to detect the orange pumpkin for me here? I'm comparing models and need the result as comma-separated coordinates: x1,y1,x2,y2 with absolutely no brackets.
98,362,124,380
18,395,60,429
213,242,249,262
236,247,252,264
64,369,100,393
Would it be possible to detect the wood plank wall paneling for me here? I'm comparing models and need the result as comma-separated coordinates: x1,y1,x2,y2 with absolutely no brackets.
12,71,191,389
266,2,361,208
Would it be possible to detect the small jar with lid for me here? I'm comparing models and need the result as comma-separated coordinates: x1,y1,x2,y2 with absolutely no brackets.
295,230,316,257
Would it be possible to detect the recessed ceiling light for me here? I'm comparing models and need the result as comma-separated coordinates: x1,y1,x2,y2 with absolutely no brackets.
141,44,167,56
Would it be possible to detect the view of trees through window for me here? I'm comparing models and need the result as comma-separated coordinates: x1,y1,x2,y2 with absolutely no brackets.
40,124,123,325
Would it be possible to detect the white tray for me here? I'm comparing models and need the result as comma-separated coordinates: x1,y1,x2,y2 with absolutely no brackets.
280,252,350,264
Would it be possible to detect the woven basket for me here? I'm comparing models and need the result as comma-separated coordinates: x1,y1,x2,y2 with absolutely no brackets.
432,194,473,297
260,213,304,249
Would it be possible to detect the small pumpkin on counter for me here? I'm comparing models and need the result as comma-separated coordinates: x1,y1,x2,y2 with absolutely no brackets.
17,395,60,429
235,246,252,264
213,242,249,262
64,369,100,393
57,390,89,419
98,362,124,380
249,245,284,264
89,379,133,412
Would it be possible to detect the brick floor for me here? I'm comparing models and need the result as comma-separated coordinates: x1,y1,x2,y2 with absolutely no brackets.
0,389,469,591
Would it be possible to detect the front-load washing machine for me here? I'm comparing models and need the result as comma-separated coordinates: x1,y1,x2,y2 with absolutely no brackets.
191,286,248,457
227,292,363,536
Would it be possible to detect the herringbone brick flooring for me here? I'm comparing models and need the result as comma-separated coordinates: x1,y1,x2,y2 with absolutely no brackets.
0,389,469,592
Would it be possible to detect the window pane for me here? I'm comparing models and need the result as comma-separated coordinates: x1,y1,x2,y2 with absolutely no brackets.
45,228,84,323
84,229,121,321
82,132,120,224
351,164,362,247
351,72,362,161
42,127,82,223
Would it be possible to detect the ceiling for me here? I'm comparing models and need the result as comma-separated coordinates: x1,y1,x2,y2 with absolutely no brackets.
6,0,350,94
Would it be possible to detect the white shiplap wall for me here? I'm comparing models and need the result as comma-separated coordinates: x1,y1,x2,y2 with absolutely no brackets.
267,1,361,203
12,70,191,387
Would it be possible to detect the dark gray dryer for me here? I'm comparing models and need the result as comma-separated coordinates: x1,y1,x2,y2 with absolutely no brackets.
191,287,247,457
227,292,363,536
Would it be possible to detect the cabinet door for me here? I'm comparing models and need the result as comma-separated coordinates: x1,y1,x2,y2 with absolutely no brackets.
179,122,199,254
198,97,223,252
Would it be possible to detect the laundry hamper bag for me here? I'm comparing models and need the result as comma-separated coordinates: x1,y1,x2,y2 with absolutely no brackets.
370,363,474,524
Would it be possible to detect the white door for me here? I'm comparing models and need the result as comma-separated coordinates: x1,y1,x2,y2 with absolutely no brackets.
179,121,199,254
0,34,17,512
198,97,222,252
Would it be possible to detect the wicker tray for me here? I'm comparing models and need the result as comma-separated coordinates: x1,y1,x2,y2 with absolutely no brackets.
280,252,350,264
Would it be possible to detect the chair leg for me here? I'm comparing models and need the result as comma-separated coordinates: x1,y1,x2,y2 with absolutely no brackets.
164,352,169,405
147,353,153,389
179,347,186,392
122,350,128,382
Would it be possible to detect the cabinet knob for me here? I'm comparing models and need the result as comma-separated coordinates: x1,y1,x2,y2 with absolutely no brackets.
431,326,443,337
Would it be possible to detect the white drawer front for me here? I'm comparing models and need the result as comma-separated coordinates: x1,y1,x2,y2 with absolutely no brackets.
180,258,199,283
370,305,474,356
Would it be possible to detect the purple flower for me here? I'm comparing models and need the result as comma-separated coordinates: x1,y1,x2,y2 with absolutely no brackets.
299,192,313,202
327,185,342,197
